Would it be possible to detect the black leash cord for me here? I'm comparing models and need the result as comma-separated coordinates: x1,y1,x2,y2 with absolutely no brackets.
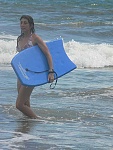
25,68,58,89
48,70,58,89
25,68,48,74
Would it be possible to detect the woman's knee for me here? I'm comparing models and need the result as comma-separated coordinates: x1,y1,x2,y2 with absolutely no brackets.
16,99,23,111
16,97,30,110
16,101,20,110
16,86,33,110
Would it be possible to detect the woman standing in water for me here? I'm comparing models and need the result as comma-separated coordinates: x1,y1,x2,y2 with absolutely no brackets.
16,15,54,119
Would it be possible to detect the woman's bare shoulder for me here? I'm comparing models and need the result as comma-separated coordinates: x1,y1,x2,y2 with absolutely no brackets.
32,33,41,39
32,33,44,45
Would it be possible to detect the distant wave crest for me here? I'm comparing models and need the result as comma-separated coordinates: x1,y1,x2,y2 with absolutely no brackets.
0,34,113,68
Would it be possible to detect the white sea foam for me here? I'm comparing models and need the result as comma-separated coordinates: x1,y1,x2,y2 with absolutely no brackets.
0,35,17,64
0,130,39,149
64,39,113,68
0,34,113,68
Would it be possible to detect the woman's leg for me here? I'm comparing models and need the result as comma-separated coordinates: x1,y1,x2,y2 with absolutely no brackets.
17,80,30,107
16,81,38,119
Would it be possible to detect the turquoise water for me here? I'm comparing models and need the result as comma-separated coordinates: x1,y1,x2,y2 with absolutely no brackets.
0,0,113,149
0,0,113,43
0,67,113,149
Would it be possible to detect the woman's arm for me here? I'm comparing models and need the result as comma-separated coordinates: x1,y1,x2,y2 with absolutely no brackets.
32,34,54,82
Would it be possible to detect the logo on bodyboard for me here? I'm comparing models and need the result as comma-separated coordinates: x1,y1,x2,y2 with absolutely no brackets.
18,62,29,80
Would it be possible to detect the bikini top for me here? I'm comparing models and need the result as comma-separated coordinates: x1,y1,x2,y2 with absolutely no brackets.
16,34,33,52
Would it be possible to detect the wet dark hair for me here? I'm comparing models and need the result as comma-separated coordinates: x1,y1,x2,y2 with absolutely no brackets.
20,15,35,34
17,15,35,49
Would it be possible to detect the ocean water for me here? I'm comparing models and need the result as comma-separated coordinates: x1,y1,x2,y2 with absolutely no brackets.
0,0,113,149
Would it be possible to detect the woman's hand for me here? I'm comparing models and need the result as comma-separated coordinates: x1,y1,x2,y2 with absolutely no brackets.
48,72,54,83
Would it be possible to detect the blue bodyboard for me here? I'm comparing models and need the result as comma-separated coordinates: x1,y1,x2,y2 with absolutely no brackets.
11,39,77,86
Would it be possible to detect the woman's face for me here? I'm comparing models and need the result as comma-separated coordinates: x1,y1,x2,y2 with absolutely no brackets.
20,18,31,33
